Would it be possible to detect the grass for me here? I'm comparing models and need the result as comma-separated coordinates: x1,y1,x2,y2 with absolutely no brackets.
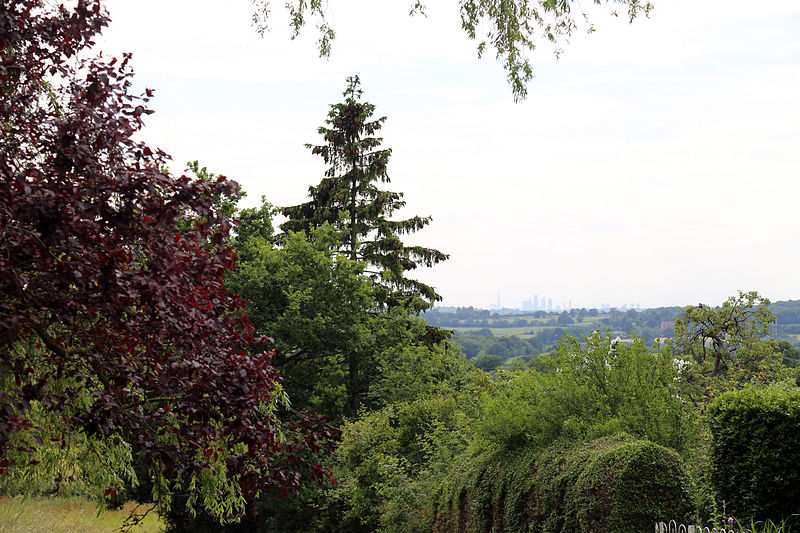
0,495,164,533
733,517,792,533
452,326,540,336
452,322,620,338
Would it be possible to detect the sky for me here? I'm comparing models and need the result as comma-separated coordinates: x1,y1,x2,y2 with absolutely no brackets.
97,0,800,310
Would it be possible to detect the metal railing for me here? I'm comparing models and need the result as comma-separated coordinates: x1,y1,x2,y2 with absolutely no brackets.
655,521,741,533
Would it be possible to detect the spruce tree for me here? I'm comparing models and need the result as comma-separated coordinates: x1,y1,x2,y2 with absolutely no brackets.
282,76,448,312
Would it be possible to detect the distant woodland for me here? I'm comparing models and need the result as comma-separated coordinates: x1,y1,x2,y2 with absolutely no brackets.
425,301,800,372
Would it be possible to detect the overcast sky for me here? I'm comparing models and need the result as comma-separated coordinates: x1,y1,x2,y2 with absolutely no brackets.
98,0,800,310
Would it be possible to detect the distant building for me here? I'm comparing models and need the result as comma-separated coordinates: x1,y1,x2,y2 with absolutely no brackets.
660,321,675,330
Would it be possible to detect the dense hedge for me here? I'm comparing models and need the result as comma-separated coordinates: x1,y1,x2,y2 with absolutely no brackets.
428,434,694,533
708,386,800,529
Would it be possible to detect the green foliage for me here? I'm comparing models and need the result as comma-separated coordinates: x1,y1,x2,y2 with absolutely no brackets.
186,160,243,219
464,328,493,336
673,291,781,381
775,340,800,368
222,193,468,530
0,354,136,501
670,292,798,413
730,517,792,533
533,436,695,533
328,392,480,532
452,334,544,364
557,311,574,325
665,293,799,524
232,196,276,248
708,385,800,530
769,299,800,332
251,0,653,100
473,354,504,372
229,198,455,420
368,337,474,408
428,435,694,533
474,331,699,454
312,360,489,533
453,333,547,373
237,346,480,533
227,210,373,420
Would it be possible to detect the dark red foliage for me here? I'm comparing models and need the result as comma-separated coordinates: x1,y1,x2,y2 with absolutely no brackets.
0,0,334,508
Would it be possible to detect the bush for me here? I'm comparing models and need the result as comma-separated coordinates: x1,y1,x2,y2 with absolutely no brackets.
325,393,477,533
429,435,694,533
474,332,699,455
473,354,504,372
708,385,800,529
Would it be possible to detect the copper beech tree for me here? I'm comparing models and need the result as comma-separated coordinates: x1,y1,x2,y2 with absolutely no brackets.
0,0,334,520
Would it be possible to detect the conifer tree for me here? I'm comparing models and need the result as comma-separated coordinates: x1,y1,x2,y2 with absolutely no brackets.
282,76,448,313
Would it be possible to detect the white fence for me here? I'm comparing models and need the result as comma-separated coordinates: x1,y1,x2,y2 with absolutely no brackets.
655,521,741,533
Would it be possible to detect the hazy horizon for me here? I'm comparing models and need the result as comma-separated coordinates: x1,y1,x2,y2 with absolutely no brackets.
100,0,800,310
431,294,799,313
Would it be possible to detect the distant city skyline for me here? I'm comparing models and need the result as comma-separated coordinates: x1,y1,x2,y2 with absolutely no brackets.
482,292,642,312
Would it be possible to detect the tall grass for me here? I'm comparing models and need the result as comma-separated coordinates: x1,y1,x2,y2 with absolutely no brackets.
0,495,163,533
733,517,793,533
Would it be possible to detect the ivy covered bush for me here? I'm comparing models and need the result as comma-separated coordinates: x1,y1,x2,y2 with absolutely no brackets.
708,385,800,529
429,434,694,533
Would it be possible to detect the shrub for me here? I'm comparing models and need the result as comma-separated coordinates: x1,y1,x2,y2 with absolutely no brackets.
473,354,504,372
429,434,694,533
474,332,699,455
325,394,475,532
708,385,800,529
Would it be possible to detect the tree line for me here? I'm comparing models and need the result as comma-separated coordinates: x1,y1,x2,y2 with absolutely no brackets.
429,301,800,347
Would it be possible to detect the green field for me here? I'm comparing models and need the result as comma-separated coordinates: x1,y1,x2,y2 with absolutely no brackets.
451,315,611,338
0,496,163,533
451,326,538,336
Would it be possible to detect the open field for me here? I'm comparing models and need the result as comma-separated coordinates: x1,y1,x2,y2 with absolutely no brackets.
451,323,624,338
0,496,163,533
451,326,538,336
